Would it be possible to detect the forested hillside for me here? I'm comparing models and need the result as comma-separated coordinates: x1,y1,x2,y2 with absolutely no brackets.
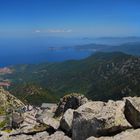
3,52,140,105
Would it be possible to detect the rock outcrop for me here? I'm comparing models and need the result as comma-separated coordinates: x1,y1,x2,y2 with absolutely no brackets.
37,115,60,130
124,97,140,128
1,93,140,140
60,109,74,134
0,87,24,114
72,100,131,140
55,93,88,117
0,87,24,130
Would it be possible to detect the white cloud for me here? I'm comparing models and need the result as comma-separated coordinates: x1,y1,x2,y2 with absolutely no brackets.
47,29,72,33
35,30,41,33
34,29,72,34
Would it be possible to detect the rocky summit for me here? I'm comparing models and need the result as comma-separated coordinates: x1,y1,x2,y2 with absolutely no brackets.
0,90,140,140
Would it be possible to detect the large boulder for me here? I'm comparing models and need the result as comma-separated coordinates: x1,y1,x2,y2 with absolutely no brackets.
124,97,140,128
86,129,140,140
60,109,74,134
37,115,60,130
55,93,88,117
72,100,131,140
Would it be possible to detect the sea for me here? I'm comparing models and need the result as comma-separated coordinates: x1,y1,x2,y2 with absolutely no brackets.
0,37,93,67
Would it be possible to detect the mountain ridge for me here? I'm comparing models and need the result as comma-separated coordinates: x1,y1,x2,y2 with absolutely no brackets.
2,52,140,105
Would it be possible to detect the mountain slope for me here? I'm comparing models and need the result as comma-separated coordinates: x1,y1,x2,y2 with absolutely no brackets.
0,87,24,115
3,52,140,104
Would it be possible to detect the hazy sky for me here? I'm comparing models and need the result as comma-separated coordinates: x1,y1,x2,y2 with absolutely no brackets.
0,0,140,38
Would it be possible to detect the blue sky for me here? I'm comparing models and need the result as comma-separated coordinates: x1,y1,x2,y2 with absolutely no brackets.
0,0,140,38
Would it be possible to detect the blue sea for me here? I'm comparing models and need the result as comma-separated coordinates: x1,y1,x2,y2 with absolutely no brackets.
0,47,93,67
0,37,93,67
1,35,140,67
